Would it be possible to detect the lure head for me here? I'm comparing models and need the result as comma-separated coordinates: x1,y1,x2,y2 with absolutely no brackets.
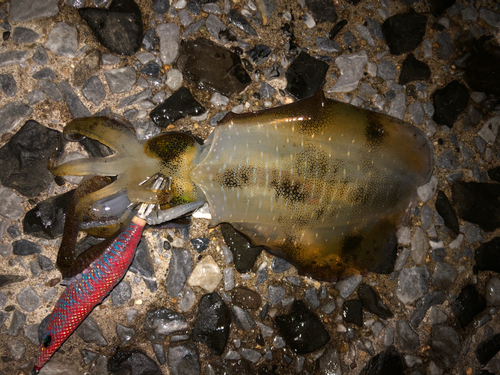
33,331,57,373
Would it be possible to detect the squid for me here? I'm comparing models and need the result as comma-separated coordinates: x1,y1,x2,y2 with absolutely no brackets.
33,91,432,371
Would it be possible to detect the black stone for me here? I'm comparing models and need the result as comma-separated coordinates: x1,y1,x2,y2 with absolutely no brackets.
488,166,500,183
150,87,205,128
451,181,500,232
428,0,456,18
190,237,209,253
0,120,60,198
435,191,459,237
475,237,500,273
140,62,160,77
365,346,404,375
23,190,74,239
369,234,398,274
143,308,187,343
246,44,271,66
305,0,337,24
464,41,500,97
329,20,348,40
274,300,330,354
192,292,231,356
451,284,486,329
346,0,362,4
0,275,26,288
381,10,427,55
432,81,469,127
342,299,363,327
358,283,393,319
228,9,257,36
476,333,500,367
78,0,143,56
108,350,162,375
177,38,251,97
220,223,262,273
399,53,431,85
12,239,42,256
285,52,329,101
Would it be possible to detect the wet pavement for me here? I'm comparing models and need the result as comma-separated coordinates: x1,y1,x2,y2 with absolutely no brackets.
1,0,500,374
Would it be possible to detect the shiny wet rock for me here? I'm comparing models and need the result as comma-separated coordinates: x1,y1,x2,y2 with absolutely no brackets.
220,223,262,274
285,51,329,100
150,87,205,128
274,300,329,354
108,350,162,375
192,292,231,356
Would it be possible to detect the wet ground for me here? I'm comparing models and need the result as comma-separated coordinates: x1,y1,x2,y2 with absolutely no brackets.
1,0,500,374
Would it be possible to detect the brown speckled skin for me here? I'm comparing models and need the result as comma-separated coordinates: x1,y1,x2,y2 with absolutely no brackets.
51,91,432,281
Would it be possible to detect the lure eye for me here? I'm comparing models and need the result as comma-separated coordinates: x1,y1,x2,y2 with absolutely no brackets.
43,335,52,348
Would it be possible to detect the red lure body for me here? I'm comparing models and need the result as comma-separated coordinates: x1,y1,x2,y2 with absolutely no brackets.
34,222,144,372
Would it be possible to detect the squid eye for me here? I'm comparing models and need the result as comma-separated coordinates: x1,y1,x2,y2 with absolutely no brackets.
43,335,52,348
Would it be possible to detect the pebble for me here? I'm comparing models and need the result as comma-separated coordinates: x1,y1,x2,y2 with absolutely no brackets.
60,81,91,118
38,80,63,102
479,7,500,28
335,274,362,298
417,175,438,202
431,262,456,290
396,320,419,353
82,76,106,105
27,89,46,105
486,277,500,306
166,248,192,297
192,293,230,356
232,305,255,331
396,266,430,305
116,323,135,345
408,101,424,124
478,116,500,146
9,0,59,22
12,27,40,44
110,280,132,307
168,343,200,375
304,288,320,310
271,256,290,273
430,325,460,369
411,227,428,265
104,66,137,93
5,310,26,336
365,346,403,374
356,25,375,47
144,308,188,343
187,255,222,293
118,89,152,108
268,285,286,305
76,317,107,346
152,0,170,14
388,92,406,120
275,300,329,354
329,51,368,93
129,240,157,292
210,92,229,107
166,69,182,90
436,32,453,60
46,22,78,58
